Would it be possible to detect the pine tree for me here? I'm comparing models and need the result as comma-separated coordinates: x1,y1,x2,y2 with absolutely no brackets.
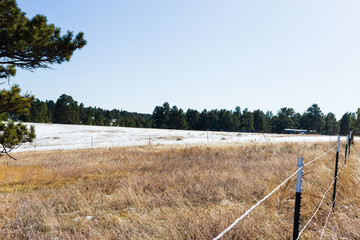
355,108,360,130
83,107,95,125
324,113,339,135
125,117,135,127
168,106,187,130
0,0,86,78
218,109,233,131
339,113,350,136
272,107,296,133
104,110,113,126
94,108,104,126
265,111,273,133
240,108,254,132
253,109,267,132
207,110,220,131
185,109,200,130
152,105,165,128
299,104,324,133
0,85,35,157
46,100,55,122
0,0,86,157
162,102,171,128
152,102,171,129
53,94,80,124
29,99,49,123
233,106,242,131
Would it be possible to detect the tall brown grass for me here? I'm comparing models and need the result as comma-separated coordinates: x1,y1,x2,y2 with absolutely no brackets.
0,141,357,239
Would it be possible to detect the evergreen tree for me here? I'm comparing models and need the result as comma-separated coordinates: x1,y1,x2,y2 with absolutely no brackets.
144,118,152,128
299,104,324,133
114,117,124,127
253,109,267,132
125,116,135,127
0,0,86,156
185,109,200,130
218,109,233,131
208,110,220,130
272,107,296,133
349,112,357,130
134,116,146,128
240,108,254,131
78,103,85,124
151,102,171,129
82,107,94,125
111,110,121,126
292,113,301,129
168,106,187,129
0,86,35,156
53,94,80,124
197,110,211,130
265,111,274,132
104,110,113,126
46,100,55,122
339,112,351,136
29,99,49,123
233,106,242,131
94,108,104,126
355,108,360,130
0,0,86,78
324,112,339,135
162,102,171,128
152,105,165,128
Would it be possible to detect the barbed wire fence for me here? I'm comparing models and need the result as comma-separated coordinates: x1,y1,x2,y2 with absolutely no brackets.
213,131,355,240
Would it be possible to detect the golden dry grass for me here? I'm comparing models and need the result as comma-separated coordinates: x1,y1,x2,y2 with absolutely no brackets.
0,141,358,239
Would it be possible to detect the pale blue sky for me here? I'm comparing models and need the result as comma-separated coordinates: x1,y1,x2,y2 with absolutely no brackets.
13,0,360,118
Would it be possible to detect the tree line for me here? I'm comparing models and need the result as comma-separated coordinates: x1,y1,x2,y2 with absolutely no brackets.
11,95,360,136
152,102,359,135
11,94,152,128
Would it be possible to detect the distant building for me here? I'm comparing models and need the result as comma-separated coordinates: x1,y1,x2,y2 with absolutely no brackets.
284,129,308,134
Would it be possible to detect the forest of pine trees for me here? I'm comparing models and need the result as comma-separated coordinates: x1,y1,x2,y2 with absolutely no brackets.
11,94,360,136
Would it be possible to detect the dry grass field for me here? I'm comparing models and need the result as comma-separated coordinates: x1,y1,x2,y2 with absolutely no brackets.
0,141,358,239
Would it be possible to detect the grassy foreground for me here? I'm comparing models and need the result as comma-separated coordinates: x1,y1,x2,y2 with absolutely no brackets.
0,142,358,239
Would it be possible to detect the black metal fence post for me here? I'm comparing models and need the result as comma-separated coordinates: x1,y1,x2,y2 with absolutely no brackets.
348,131,353,157
332,135,340,210
344,135,348,164
293,157,304,240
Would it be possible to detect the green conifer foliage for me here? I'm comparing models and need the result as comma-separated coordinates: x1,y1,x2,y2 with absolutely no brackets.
0,85,34,157
0,0,86,157
0,0,86,78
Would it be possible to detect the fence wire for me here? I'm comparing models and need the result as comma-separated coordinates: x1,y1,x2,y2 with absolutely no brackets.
296,159,346,240
319,181,342,240
213,144,337,240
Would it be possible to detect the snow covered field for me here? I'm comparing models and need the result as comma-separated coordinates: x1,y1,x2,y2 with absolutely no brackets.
14,123,343,152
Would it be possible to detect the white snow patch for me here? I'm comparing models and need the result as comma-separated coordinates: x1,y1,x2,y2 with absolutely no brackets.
13,123,347,152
